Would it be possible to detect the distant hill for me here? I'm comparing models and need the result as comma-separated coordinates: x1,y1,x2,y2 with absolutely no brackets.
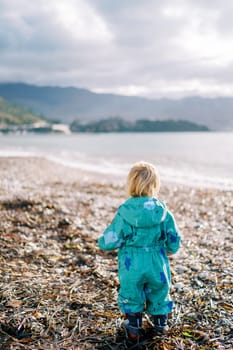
0,96,44,125
0,83,233,130
70,117,209,133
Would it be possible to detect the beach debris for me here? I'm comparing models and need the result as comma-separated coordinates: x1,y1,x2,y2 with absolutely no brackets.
0,159,232,349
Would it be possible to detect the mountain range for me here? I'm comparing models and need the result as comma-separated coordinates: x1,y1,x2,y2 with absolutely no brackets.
0,82,233,130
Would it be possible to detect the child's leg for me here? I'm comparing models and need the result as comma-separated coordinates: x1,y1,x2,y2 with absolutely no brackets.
118,278,146,314
123,312,142,341
145,283,172,315
118,275,144,341
153,314,169,334
144,283,173,333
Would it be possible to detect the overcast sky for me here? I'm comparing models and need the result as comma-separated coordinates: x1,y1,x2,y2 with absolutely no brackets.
1,0,233,98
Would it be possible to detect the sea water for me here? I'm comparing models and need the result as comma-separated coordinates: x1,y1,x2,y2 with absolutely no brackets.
0,132,232,190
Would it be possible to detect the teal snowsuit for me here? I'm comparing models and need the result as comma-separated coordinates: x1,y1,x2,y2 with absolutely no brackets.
98,196,181,315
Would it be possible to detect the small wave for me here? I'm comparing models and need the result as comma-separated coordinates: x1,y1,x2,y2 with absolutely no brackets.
47,154,233,190
0,148,232,190
159,166,233,190
46,154,129,176
0,150,36,157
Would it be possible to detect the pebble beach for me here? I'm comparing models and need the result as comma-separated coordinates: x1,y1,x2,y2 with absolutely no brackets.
0,157,232,349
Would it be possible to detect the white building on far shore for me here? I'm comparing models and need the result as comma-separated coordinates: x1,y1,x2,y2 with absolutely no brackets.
51,124,71,134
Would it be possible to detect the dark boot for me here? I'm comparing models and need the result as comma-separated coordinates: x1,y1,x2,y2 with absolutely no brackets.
153,314,169,334
123,313,142,341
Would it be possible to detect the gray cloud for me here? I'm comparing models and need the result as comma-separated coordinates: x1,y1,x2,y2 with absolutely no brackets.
0,0,233,97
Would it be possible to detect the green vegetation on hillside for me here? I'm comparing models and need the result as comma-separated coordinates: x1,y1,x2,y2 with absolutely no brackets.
0,96,44,125
70,117,209,133
0,95,210,134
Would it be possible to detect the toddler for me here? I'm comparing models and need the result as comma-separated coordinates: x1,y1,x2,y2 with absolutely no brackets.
98,161,181,341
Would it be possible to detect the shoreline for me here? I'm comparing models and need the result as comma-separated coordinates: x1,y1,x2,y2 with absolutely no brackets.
1,131,233,191
0,156,232,349
0,155,232,193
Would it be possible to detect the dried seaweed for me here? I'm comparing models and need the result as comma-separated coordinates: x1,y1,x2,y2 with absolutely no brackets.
0,157,232,349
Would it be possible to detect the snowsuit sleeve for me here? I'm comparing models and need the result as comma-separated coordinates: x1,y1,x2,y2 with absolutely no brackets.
98,212,124,251
163,210,181,254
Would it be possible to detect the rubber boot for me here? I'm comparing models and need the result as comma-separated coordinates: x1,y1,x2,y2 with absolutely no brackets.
123,312,142,342
153,314,169,334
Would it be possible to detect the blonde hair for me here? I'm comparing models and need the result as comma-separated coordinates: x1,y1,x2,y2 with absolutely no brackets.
127,161,160,197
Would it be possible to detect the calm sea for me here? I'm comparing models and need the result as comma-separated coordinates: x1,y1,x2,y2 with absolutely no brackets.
0,132,232,190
